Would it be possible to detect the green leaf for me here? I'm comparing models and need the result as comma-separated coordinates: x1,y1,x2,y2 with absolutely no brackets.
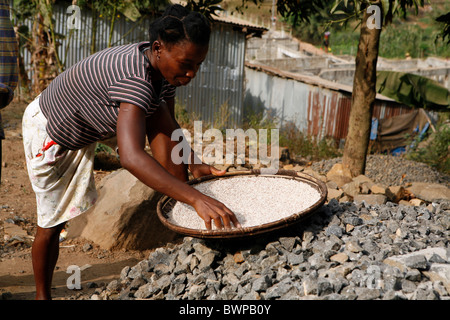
332,10,347,15
119,0,141,22
330,0,343,14
381,0,389,18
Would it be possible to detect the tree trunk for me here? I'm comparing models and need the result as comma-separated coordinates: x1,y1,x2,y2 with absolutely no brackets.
30,2,59,94
91,6,98,55
31,14,46,94
108,4,117,48
15,26,31,94
342,4,382,177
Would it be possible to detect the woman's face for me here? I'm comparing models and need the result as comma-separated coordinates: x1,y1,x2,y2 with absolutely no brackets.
156,40,208,87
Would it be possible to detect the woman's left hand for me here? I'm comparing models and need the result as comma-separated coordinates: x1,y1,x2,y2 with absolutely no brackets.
189,162,226,179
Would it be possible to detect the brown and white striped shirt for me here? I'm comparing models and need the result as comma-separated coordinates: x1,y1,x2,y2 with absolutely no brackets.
39,42,176,150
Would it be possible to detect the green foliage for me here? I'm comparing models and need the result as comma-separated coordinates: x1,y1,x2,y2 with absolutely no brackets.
329,0,425,26
212,102,232,133
243,111,341,161
289,0,449,58
406,117,450,175
95,143,114,155
175,102,192,128
243,110,278,133
379,22,450,58
185,0,224,20
11,0,36,21
241,110,277,145
233,0,326,26
436,12,450,45
278,122,341,161
275,0,326,26
284,1,337,44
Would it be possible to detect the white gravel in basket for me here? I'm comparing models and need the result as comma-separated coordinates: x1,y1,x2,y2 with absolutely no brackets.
167,176,321,230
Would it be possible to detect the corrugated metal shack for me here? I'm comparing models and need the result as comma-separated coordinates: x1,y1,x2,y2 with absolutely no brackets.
19,4,266,127
244,61,414,145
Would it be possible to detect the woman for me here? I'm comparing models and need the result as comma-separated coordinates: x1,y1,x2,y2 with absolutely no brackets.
22,4,241,300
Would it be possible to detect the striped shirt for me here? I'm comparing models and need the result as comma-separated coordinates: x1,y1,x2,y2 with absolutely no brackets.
39,42,176,150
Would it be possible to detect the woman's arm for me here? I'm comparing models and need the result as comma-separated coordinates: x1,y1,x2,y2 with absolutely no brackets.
116,102,241,230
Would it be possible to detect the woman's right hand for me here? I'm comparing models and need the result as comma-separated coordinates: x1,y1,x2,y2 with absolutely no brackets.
192,194,242,230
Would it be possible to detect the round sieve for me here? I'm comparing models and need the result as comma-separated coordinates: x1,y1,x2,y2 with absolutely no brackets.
156,169,327,239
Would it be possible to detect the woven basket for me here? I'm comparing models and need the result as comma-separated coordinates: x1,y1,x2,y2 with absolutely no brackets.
156,169,327,239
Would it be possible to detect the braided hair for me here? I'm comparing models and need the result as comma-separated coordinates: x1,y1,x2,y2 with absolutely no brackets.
149,4,211,48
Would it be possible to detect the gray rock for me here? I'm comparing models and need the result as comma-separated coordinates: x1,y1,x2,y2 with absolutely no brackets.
317,278,334,296
429,253,447,264
422,264,450,294
155,274,171,293
241,291,260,300
287,252,304,265
401,279,417,293
340,286,357,300
187,284,206,300
129,277,146,290
134,283,153,299
265,279,298,300
106,280,121,293
148,248,172,268
404,255,428,270
325,225,344,238
173,261,190,275
252,274,272,292
153,263,171,276
168,282,186,297
198,251,218,272
382,290,407,300
119,266,131,281
127,265,144,279
343,216,364,226
302,274,318,296
279,237,297,251
383,247,448,272
405,269,422,282
355,287,381,300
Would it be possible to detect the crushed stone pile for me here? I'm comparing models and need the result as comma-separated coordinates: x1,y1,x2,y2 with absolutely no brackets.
311,155,450,188
84,199,449,300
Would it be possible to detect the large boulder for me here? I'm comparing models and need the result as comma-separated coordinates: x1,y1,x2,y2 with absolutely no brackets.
407,182,450,203
326,163,353,187
67,169,181,250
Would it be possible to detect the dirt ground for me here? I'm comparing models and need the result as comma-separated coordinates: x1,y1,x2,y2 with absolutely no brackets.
0,98,152,300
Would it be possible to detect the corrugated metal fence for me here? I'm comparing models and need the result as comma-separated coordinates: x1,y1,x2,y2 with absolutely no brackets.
19,4,245,127
20,4,152,73
244,65,413,143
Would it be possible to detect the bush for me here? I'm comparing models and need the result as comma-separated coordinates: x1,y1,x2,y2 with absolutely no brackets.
406,117,450,175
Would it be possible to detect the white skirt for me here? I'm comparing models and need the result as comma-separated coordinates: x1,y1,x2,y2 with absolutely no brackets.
22,96,98,228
